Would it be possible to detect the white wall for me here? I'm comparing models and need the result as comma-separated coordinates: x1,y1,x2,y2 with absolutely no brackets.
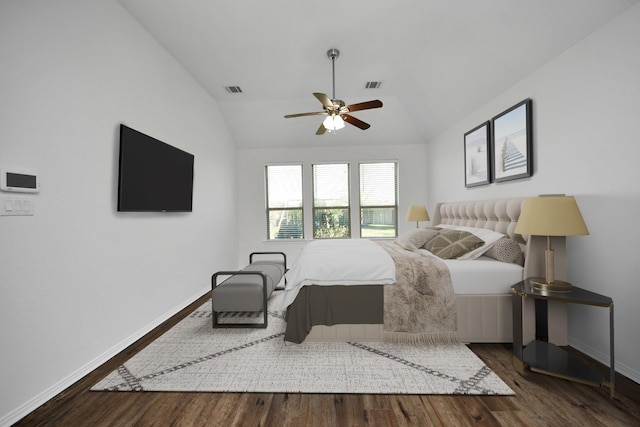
427,4,640,382
236,144,429,266
0,1,237,424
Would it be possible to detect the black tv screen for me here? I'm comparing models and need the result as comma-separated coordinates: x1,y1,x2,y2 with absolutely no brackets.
117,124,194,212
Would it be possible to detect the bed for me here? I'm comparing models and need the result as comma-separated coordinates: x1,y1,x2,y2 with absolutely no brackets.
282,197,564,344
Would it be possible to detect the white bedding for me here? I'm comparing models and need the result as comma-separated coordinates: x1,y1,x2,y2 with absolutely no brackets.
283,239,396,308
439,254,524,294
284,239,523,309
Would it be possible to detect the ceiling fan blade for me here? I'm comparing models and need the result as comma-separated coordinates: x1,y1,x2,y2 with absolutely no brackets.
345,99,383,113
315,123,327,135
342,114,371,130
284,111,327,118
313,92,334,109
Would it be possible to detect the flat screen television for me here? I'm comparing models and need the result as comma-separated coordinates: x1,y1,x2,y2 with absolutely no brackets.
117,124,194,212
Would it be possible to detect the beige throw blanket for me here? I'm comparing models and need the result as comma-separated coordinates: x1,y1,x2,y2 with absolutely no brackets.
377,241,458,344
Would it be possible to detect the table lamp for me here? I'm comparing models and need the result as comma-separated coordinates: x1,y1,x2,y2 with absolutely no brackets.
515,195,589,292
406,205,429,228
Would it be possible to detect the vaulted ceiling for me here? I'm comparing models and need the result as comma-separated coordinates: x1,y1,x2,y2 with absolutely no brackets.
118,0,638,148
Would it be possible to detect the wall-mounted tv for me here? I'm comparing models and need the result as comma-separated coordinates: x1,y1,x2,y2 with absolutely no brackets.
117,124,194,212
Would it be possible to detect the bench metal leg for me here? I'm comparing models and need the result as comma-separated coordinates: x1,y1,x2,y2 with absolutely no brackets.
211,271,269,329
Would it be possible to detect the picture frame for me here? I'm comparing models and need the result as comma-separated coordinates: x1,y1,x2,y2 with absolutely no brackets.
491,98,533,183
464,121,491,187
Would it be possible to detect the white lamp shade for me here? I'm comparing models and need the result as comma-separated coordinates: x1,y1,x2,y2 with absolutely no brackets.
515,196,589,236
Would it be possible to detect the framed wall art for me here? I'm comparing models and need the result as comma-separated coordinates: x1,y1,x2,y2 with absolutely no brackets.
464,121,491,187
491,98,532,183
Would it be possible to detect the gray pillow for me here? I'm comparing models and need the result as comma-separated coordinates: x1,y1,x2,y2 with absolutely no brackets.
484,237,523,264
396,228,440,249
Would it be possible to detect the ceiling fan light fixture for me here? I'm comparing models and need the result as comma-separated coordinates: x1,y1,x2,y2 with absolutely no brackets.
323,114,345,131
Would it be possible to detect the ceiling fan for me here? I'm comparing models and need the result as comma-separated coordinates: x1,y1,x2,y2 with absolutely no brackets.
284,49,383,135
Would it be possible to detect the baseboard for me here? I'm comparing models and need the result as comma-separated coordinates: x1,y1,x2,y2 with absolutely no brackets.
1,286,209,427
569,337,640,385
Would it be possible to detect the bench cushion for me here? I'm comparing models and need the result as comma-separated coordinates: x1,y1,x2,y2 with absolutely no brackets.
212,260,284,312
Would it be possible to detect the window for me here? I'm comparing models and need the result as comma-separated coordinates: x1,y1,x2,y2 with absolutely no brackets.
312,163,350,238
265,165,303,239
265,161,398,240
359,162,398,237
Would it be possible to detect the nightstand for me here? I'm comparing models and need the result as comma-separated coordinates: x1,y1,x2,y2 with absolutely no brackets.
511,279,614,398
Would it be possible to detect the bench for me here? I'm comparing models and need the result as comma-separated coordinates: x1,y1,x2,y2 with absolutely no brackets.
211,252,286,328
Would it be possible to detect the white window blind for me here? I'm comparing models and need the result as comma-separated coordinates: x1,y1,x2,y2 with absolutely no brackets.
312,163,350,238
265,165,303,239
359,162,398,237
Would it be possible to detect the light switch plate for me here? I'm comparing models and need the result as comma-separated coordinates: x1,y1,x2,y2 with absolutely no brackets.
1,196,34,216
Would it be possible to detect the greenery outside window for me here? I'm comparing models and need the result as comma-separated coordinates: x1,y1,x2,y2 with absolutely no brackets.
265,165,303,239
359,162,398,238
313,163,350,238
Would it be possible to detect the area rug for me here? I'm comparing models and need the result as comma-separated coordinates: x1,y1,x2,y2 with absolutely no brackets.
92,291,513,395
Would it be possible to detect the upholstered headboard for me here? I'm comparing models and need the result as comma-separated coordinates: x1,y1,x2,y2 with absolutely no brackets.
432,197,526,244
432,197,566,281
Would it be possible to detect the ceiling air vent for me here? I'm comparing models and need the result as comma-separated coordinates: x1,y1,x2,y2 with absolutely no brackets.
225,86,243,94
365,81,382,89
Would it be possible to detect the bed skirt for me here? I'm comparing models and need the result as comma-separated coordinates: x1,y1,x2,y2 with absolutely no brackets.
297,293,513,344
284,285,383,344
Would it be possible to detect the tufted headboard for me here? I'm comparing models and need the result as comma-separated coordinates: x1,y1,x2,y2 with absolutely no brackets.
431,197,566,281
432,197,526,244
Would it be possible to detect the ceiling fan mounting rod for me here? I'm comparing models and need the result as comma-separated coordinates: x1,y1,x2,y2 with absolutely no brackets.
327,48,339,101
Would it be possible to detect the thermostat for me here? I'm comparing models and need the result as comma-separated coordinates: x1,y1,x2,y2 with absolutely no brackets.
0,168,40,193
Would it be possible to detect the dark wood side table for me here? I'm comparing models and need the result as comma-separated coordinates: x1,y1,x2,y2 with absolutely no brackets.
511,279,614,398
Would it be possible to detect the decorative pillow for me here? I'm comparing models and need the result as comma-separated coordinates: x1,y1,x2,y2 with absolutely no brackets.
484,237,523,264
423,229,484,259
395,238,418,252
396,228,440,249
435,224,506,260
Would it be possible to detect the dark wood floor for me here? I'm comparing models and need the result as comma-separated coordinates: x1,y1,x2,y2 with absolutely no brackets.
14,294,640,426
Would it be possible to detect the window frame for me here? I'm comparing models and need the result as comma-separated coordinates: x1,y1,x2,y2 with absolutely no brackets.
265,164,304,240
358,161,399,238
311,163,351,239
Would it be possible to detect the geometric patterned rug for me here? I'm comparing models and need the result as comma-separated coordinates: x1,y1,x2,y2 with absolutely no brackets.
92,291,514,395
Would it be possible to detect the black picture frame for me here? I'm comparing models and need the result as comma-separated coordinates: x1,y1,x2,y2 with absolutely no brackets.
464,121,491,188
491,98,533,183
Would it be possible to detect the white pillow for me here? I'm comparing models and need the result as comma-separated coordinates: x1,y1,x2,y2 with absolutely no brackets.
435,224,506,260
